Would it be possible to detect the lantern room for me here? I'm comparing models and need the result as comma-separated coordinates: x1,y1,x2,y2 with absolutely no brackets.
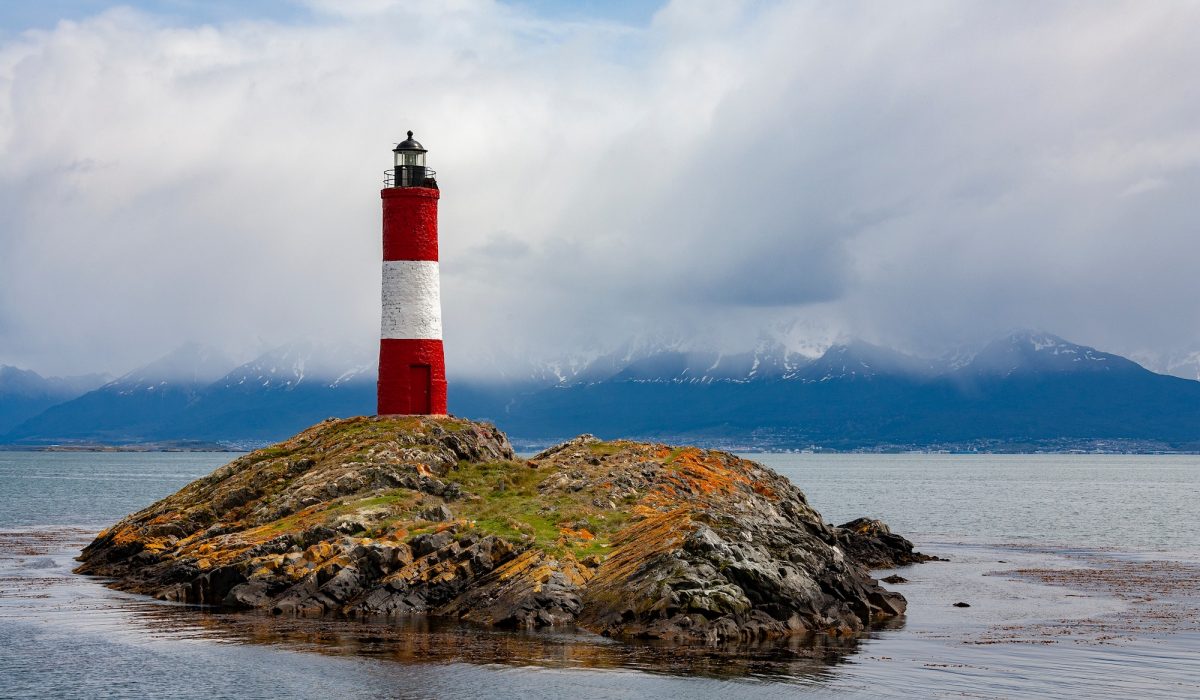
388,131,437,188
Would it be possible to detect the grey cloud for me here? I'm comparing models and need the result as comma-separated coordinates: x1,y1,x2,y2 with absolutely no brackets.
2,1,1199,378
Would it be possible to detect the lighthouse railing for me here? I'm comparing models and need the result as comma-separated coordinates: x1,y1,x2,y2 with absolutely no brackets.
383,168,438,188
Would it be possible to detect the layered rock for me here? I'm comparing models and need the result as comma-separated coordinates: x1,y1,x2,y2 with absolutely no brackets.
77,417,924,643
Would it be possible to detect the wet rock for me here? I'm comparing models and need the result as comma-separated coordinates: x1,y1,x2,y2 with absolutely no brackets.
224,581,274,609
881,574,909,584
834,518,933,568
953,601,971,608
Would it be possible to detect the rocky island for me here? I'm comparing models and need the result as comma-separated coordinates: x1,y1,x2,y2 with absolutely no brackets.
77,416,926,643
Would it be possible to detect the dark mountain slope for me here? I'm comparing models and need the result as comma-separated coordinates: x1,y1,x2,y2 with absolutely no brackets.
4,344,232,443
452,333,1200,450
0,366,109,433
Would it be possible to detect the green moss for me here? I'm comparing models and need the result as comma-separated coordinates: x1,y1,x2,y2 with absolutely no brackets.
345,490,417,511
445,459,538,493
570,539,611,559
246,445,295,464
585,442,628,457
326,416,424,444
441,458,628,552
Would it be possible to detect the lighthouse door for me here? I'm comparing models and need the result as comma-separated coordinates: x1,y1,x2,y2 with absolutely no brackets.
409,364,432,414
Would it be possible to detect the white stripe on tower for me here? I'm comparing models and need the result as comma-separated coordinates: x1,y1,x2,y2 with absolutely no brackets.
381,260,442,340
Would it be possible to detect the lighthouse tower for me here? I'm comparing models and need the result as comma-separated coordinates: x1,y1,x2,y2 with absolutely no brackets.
377,131,447,415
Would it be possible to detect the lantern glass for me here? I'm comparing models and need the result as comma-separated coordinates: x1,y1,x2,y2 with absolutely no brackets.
395,150,425,168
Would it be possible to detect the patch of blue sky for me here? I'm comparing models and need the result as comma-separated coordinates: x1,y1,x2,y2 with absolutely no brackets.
0,0,309,36
507,0,662,26
0,0,665,36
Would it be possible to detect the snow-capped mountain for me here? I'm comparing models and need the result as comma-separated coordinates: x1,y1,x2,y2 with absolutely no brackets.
215,340,374,392
452,330,1200,451
105,342,235,395
594,340,932,385
163,342,375,444
472,326,840,389
6,330,1199,450
1,341,374,446
957,331,1140,377
793,340,940,382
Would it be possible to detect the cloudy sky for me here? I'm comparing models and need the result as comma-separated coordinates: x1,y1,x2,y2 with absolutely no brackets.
1,0,1198,378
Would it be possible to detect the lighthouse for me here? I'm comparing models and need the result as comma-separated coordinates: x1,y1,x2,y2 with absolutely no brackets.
377,131,447,415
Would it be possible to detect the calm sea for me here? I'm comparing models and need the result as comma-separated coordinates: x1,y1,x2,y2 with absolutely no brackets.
1,451,1198,699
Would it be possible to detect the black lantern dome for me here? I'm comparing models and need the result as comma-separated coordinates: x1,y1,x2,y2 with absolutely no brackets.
394,131,426,154
388,130,436,188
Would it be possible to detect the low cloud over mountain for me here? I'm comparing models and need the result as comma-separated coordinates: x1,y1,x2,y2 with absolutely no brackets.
6,332,1198,451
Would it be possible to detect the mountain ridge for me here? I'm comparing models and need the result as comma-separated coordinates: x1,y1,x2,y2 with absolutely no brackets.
4,331,1199,451
0,365,111,434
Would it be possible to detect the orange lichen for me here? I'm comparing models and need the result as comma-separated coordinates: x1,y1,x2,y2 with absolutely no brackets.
751,481,779,500
495,550,551,583
109,527,141,547
586,507,692,594
668,449,750,497
303,542,335,562
559,527,595,541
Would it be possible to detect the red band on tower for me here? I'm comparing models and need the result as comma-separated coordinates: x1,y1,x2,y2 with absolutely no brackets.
378,338,447,415
382,187,440,261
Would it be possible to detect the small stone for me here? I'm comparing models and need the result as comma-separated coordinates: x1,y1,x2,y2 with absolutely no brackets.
952,601,971,608
420,504,453,522
881,574,908,584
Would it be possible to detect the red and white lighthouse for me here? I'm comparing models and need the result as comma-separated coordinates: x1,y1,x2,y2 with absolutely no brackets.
377,131,447,415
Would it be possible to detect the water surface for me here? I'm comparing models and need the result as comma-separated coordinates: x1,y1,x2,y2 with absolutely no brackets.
1,451,1197,698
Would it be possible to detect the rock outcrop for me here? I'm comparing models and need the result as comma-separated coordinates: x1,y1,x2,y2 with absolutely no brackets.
77,417,924,643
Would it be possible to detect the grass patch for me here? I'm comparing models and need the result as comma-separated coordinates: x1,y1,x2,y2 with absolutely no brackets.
570,539,612,559
244,445,295,464
586,442,628,457
344,490,418,512
451,460,559,546
445,459,629,553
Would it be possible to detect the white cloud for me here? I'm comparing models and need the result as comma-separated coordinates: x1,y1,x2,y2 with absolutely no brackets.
2,0,1199,376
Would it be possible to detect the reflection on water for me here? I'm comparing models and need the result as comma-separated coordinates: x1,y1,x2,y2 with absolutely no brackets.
0,528,924,700
129,607,875,682
0,529,874,685
5,528,1200,699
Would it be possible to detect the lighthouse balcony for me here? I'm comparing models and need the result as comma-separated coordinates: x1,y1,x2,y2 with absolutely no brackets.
384,168,438,189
